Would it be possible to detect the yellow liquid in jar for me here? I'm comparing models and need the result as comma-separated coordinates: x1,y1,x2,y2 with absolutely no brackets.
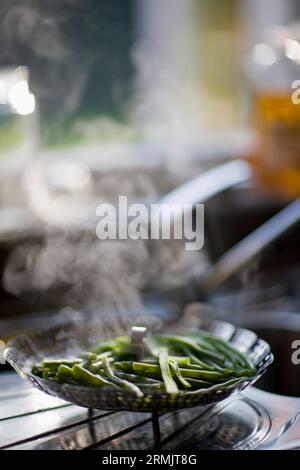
251,93,300,197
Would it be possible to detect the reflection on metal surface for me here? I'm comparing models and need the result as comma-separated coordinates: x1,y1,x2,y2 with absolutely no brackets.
7,411,150,450
263,411,300,450
95,406,213,450
163,397,271,450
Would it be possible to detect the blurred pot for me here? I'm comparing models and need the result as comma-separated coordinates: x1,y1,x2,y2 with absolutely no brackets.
225,310,300,398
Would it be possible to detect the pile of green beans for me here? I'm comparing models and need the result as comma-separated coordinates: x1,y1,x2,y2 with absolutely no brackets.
31,330,255,396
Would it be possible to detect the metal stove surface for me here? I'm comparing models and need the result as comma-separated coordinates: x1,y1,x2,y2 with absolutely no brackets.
1,372,300,450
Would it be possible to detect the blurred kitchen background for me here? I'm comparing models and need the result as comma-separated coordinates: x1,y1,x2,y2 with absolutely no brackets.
0,0,300,396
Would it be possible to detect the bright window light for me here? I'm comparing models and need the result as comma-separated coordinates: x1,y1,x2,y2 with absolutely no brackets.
7,79,35,115
253,43,277,66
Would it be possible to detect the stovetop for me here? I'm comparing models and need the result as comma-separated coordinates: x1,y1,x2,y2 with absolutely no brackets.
1,372,300,450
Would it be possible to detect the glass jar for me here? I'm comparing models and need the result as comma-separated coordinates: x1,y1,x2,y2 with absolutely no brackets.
247,23,300,198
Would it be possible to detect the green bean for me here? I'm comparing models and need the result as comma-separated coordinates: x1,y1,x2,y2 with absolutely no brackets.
178,368,224,381
183,330,220,350
232,367,254,378
142,356,191,366
203,335,253,369
184,330,255,371
71,364,113,387
91,336,130,354
200,376,247,392
114,361,134,373
180,346,215,370
186,378,212,389
180,362,212,371
169,360,191,389
183,363,233,376
42,368,56,379
154,335,225,362
159,349,178,394
144,336,160,357
31,365,44,377
205,338,241,364
86,352,114,373
41,359,82,371
57,364,75,383
163,332,219,354
115,371,162,385
132,362,161,378
170,356,191,365
102,357,143,397
132,362,223,382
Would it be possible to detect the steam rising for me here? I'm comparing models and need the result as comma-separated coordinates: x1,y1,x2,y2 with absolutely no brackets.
3,229,198,313
3,233,150,313
3,168,204,313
